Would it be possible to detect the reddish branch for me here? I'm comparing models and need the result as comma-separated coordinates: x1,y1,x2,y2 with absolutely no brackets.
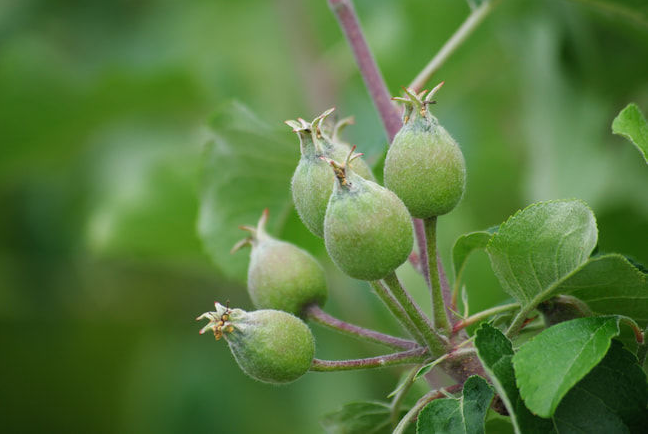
304,303,418,350
310,347,428,371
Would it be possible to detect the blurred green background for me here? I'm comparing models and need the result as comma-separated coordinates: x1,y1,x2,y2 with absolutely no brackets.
1,0,646,433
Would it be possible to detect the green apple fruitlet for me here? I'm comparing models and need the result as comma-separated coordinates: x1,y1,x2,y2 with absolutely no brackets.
288,109,374,238
197,302,315,384
232,209,327,317
384,83,466,218
323,148,413,281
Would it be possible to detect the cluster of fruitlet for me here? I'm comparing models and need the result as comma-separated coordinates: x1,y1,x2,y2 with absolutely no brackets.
197,83,466,384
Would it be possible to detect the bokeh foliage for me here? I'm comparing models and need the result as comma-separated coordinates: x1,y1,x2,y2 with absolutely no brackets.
1,0,646,433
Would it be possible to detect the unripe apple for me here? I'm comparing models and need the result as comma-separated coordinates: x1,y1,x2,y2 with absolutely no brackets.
323,149,413,281
198,303,315,384
384,83,466,218
233,209,327,317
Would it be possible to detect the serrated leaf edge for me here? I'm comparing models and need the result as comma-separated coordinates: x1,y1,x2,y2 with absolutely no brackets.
485,198,597,253
485,199,598,307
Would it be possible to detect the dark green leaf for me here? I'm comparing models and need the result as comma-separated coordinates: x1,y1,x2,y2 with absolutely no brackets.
197,101,297,282
513,316,621,418
416,375,494,434
554,254,648,326
612,103,648,163
474,324,555,434
625,256,648,274
484,411,515,434
553,340,648,433
321,401,413,434
486,200,597,307
476,325,646,433
507,253,647,333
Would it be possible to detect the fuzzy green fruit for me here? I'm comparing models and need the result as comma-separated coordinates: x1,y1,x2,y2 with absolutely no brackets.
288,109,374,238
198,302,315,384
323,150,413,281
384,84,466,218
233,209,327,317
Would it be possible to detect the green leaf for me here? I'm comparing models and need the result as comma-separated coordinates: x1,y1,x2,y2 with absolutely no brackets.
321,401,413,434
496,252,647,333
553,254,648,326
476,325,646,433
484,411,515,434
513,316,621,418
612,103,648,163
416,375,494,434
474,324,555,434
452,227,496,280
553,340,648,433
197,101,297,282
486,200,597,307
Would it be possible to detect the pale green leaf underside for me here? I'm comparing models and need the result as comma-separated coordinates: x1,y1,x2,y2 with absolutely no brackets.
197,101,297,282
321,401,413,434
487,200,597,307
612,103,648,163
512,316,620,418
416,375,494,434
321,401,391,434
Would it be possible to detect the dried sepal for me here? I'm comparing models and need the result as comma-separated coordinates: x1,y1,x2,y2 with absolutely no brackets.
321,145,364,187
196,302,235,340
393,82,445,124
